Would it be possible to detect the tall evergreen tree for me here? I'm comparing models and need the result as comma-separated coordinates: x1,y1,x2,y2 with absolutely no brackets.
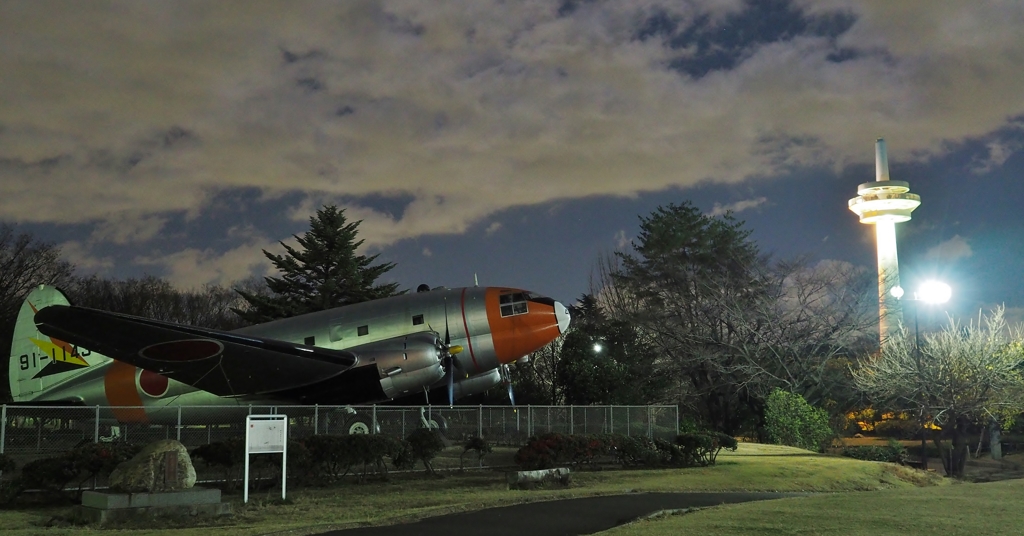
233,205,403,323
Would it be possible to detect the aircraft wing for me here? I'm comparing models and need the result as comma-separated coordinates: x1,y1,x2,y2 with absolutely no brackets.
34,305,358,398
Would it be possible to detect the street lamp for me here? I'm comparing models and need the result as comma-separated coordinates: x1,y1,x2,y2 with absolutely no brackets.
890,280,952,471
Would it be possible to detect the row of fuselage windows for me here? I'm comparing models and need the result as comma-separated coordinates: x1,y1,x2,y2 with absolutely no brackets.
301,294,528,346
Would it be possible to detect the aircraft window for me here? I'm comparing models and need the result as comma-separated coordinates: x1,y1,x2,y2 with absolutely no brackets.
304,336,315,346
412,314,424,326
358,325,369,336
499,292,529,317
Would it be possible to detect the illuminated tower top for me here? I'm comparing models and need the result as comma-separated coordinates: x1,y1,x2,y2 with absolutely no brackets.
848,139,921,223
848,138,921,346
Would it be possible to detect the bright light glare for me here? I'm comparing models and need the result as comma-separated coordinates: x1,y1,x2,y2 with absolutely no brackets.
918,280,952,304
593,343,603,354
890,286,905,299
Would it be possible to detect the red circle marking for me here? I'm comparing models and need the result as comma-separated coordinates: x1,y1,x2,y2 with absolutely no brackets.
139,369,169,398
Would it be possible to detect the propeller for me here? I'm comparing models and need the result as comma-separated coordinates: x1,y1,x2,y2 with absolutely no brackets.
441,297,464,406
500,364,516,407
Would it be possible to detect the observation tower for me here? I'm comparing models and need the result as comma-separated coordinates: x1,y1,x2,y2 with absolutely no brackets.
848,138,921,345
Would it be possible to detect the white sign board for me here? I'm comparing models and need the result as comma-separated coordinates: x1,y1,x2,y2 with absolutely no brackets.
244,414,287,503
248,416,287,453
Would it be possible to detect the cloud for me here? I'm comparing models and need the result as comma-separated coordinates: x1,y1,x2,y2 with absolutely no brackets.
970,137,1024,174
614,230,630,249
925,235,973,261
133,239,278,289
89,213,168,245
422,247,433,257
708,196,768,217
484,222,503,235
2,1,1024,274
58,240,115,272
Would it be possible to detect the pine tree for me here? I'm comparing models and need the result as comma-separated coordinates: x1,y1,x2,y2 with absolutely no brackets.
233,205,403,323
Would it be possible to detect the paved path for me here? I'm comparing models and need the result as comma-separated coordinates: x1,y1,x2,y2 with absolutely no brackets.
319,492,803,536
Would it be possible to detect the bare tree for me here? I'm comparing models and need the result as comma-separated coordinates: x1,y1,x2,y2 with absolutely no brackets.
719,259,878,411
853,307,1024,477
66,275,250,330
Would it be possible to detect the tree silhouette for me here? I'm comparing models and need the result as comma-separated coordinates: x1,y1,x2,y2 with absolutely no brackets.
233,205,403,323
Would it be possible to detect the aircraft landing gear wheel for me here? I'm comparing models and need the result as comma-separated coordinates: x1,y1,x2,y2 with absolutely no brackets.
345,416,378,435
424,414,448,434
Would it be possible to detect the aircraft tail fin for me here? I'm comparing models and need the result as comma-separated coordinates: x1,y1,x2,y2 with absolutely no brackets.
8,285,109,402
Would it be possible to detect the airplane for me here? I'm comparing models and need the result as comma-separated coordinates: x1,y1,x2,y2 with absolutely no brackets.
7,284,570,429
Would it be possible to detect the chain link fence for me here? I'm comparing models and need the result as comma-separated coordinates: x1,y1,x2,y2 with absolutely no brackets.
0,404,678,468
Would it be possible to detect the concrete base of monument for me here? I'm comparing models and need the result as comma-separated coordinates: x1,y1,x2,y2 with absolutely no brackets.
73,487,232,525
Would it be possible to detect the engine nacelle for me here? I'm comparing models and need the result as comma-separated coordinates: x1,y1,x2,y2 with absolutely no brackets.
450,368,503,399
347,331,446,399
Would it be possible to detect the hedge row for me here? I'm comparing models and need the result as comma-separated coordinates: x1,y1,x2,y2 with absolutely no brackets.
513,432,737,470
191,428,451,486
0,441,142,504
0,429,460,504
840,440,908,464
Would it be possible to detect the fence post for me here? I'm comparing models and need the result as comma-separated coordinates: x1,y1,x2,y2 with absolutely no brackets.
609,406,614,435
314,404,319,435
372,405,377,434
570,405,574,435
176,406,182,442
478,405,483,438
1,405,7,455
94,406,100,443
648,406,653,439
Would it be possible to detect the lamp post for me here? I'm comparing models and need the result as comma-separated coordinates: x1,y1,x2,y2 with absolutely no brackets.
890,280,952,471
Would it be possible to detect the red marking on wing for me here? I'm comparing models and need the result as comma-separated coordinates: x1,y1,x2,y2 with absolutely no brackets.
139,370,170,397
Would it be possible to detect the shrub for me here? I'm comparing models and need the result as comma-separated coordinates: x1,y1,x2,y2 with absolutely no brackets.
669,431,736,467
764,388,834,452
0,453,15,474
401,429,446,475
18,456,79,496
610,435,663,467
841,439,907,464
191,438,246,487
513,433,613,470
460,436,492,469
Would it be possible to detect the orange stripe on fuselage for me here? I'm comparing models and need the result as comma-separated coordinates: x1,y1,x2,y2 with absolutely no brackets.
104,361,148,423
459,288,480,371
485,288,561,364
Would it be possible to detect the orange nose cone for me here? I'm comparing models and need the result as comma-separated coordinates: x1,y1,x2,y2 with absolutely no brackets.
486,288,565,364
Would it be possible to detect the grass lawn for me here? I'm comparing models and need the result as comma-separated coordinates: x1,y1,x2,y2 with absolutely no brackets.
4,442,1011,536
606,478,1024,535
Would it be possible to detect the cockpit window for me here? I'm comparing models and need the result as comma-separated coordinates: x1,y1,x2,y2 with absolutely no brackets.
499,292,529,317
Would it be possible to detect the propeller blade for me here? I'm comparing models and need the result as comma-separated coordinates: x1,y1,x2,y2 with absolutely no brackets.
443,297,451,346
447,363,455,406
507,381,516,407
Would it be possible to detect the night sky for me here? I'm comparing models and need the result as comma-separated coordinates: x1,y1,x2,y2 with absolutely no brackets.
2,1,1022,326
